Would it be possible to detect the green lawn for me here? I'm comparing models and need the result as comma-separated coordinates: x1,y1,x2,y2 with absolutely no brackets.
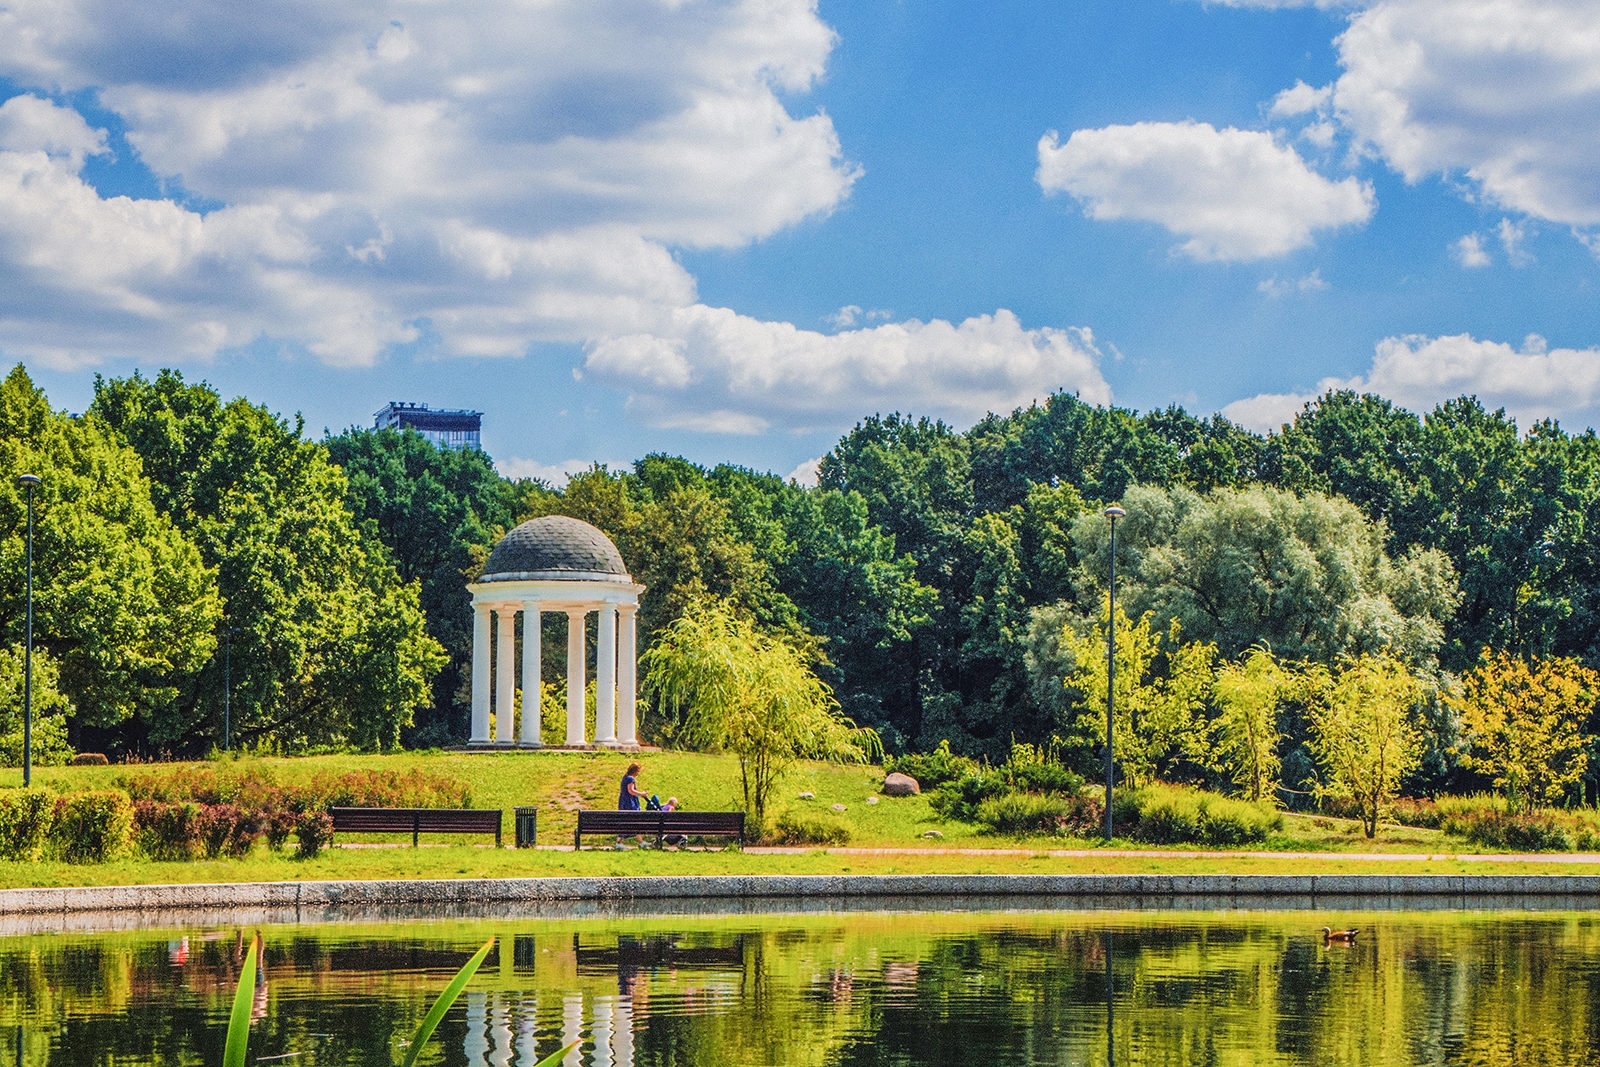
1,751,1594,890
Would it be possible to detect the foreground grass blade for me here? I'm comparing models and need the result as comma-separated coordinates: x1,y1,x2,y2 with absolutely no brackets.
531,1040,582,1067
222,932,261,1067
401,937,496,1067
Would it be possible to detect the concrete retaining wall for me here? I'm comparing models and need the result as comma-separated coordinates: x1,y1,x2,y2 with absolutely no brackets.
8,872,1600,919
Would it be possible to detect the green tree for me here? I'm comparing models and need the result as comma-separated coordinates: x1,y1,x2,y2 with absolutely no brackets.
1055,605,1216,785
1070,484,1459,668
1307,654,1424,837
1,365,221,744
1210,646,1312,802
325,426,517,744
641,601,879,825
1453,650,1597,810
90,370,441,751
0,645,74,766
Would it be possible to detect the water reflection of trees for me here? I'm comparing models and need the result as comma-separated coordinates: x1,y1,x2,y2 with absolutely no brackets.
0,915,1595,1065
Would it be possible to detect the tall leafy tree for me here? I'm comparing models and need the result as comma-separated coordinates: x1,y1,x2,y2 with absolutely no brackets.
1210,646,1312,802
90,370,442,751
1453,650,1597,810
2,365,220,747
324,427,516,744
642,600,879,825
1308,654,1425,838
1054,605,1217,785
1070,484,1459,668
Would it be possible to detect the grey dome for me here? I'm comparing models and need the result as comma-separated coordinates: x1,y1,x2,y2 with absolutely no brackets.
479,515,631,582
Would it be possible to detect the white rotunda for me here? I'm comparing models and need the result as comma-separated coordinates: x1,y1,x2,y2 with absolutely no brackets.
466,515,645,747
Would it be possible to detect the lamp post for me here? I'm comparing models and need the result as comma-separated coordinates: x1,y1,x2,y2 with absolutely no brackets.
1104,504,1125,839
222,627,240,752
14,474,41,788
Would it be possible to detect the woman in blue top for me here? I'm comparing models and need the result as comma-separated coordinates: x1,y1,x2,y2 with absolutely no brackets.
619,762,643,810
616,762,645,849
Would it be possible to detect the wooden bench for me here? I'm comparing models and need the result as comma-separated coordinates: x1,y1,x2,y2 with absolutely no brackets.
573,810,745,850
329,807,503,848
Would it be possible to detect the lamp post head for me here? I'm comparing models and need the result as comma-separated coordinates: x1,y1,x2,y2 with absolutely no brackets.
1104,505,1125,519
15,473,40,491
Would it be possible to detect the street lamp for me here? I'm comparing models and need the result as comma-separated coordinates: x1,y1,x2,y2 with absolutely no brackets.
1103,504,1126,839
14,474,40,788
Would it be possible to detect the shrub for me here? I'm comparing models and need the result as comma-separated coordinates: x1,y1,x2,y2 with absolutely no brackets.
975,793,1073,836
1446,807,1582,852
52,791,134,863
769,807,851,846
197,804,261,859
0,788,57,861
134,800,205,861
928,772,1010,821
119,765,472,814
1388,797,1443,829
263,809,298,852
886,740,980,791
295,810,334,859
1118,784,1282,846
70,753,110,766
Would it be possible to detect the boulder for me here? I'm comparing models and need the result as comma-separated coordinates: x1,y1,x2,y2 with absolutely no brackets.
882,771,921,797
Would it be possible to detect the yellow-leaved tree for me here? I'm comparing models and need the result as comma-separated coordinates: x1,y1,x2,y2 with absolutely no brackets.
1307,653,1424,838
1061,605,1216,786
1453,650,1598,811
1210,646,1317,803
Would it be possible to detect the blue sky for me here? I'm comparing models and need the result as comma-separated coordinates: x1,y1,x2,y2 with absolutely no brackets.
3,0,1598,485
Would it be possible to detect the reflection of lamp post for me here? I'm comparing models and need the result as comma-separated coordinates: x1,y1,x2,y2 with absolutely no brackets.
14,474,41,788
1104,504,1126,840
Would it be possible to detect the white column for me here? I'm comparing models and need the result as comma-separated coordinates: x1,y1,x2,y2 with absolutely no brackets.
520,601,542,745
566,609,587,745
495,605,517,743
592,995,615,1067
471,602,492,743
614,994,635,1067
595,604,617,745
465,991,488,1066
618,605,638,744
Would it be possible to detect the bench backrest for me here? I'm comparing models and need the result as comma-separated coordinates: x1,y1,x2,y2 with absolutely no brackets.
574,809,744,846
329,807,502,836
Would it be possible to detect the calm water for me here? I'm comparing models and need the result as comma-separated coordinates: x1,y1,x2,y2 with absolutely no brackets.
3,908,1598,1066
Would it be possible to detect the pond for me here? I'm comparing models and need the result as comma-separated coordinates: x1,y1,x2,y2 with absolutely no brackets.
4,904,1598,1065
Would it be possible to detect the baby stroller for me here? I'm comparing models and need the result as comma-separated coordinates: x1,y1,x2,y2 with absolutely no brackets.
646,794,689,848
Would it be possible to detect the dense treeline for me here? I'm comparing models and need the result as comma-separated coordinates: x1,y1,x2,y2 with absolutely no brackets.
6,363,1600,802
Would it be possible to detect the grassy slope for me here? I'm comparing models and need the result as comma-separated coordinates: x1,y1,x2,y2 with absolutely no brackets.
2,752,1594,889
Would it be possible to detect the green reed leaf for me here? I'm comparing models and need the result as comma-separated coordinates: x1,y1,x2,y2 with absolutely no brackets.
531,1040,582,1067
222,932,260,1067
400,937,495,1067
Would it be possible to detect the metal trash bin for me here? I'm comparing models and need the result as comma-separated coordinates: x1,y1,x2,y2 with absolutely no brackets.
514,807,538,848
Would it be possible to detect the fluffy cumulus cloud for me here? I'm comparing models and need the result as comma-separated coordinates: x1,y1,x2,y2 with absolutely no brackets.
583,306,1112,434
1037,121,1374,260
1334,0,1600,227
1224,333,1600,431
0,0,859,371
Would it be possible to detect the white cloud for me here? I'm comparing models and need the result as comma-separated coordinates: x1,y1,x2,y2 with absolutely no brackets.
497,456,604,485
1497,218,1535,267
584,306,1112,434
1228,332,1600,431
1270,81,1333,118
1258,269,1329,298
1220,391,1320,433
0,0,858,368
1037,121,1374,260
1452,233,1491,268
786,456,823,487
0,95,108,164
1334,0,1600,227
825,305,892,329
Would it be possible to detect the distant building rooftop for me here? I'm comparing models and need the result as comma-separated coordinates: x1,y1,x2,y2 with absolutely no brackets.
373,401,482,450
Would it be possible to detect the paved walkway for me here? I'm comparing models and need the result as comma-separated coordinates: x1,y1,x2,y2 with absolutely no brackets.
736,846,1600,863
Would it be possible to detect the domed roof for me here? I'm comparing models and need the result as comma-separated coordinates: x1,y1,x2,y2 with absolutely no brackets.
479,515,631,582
